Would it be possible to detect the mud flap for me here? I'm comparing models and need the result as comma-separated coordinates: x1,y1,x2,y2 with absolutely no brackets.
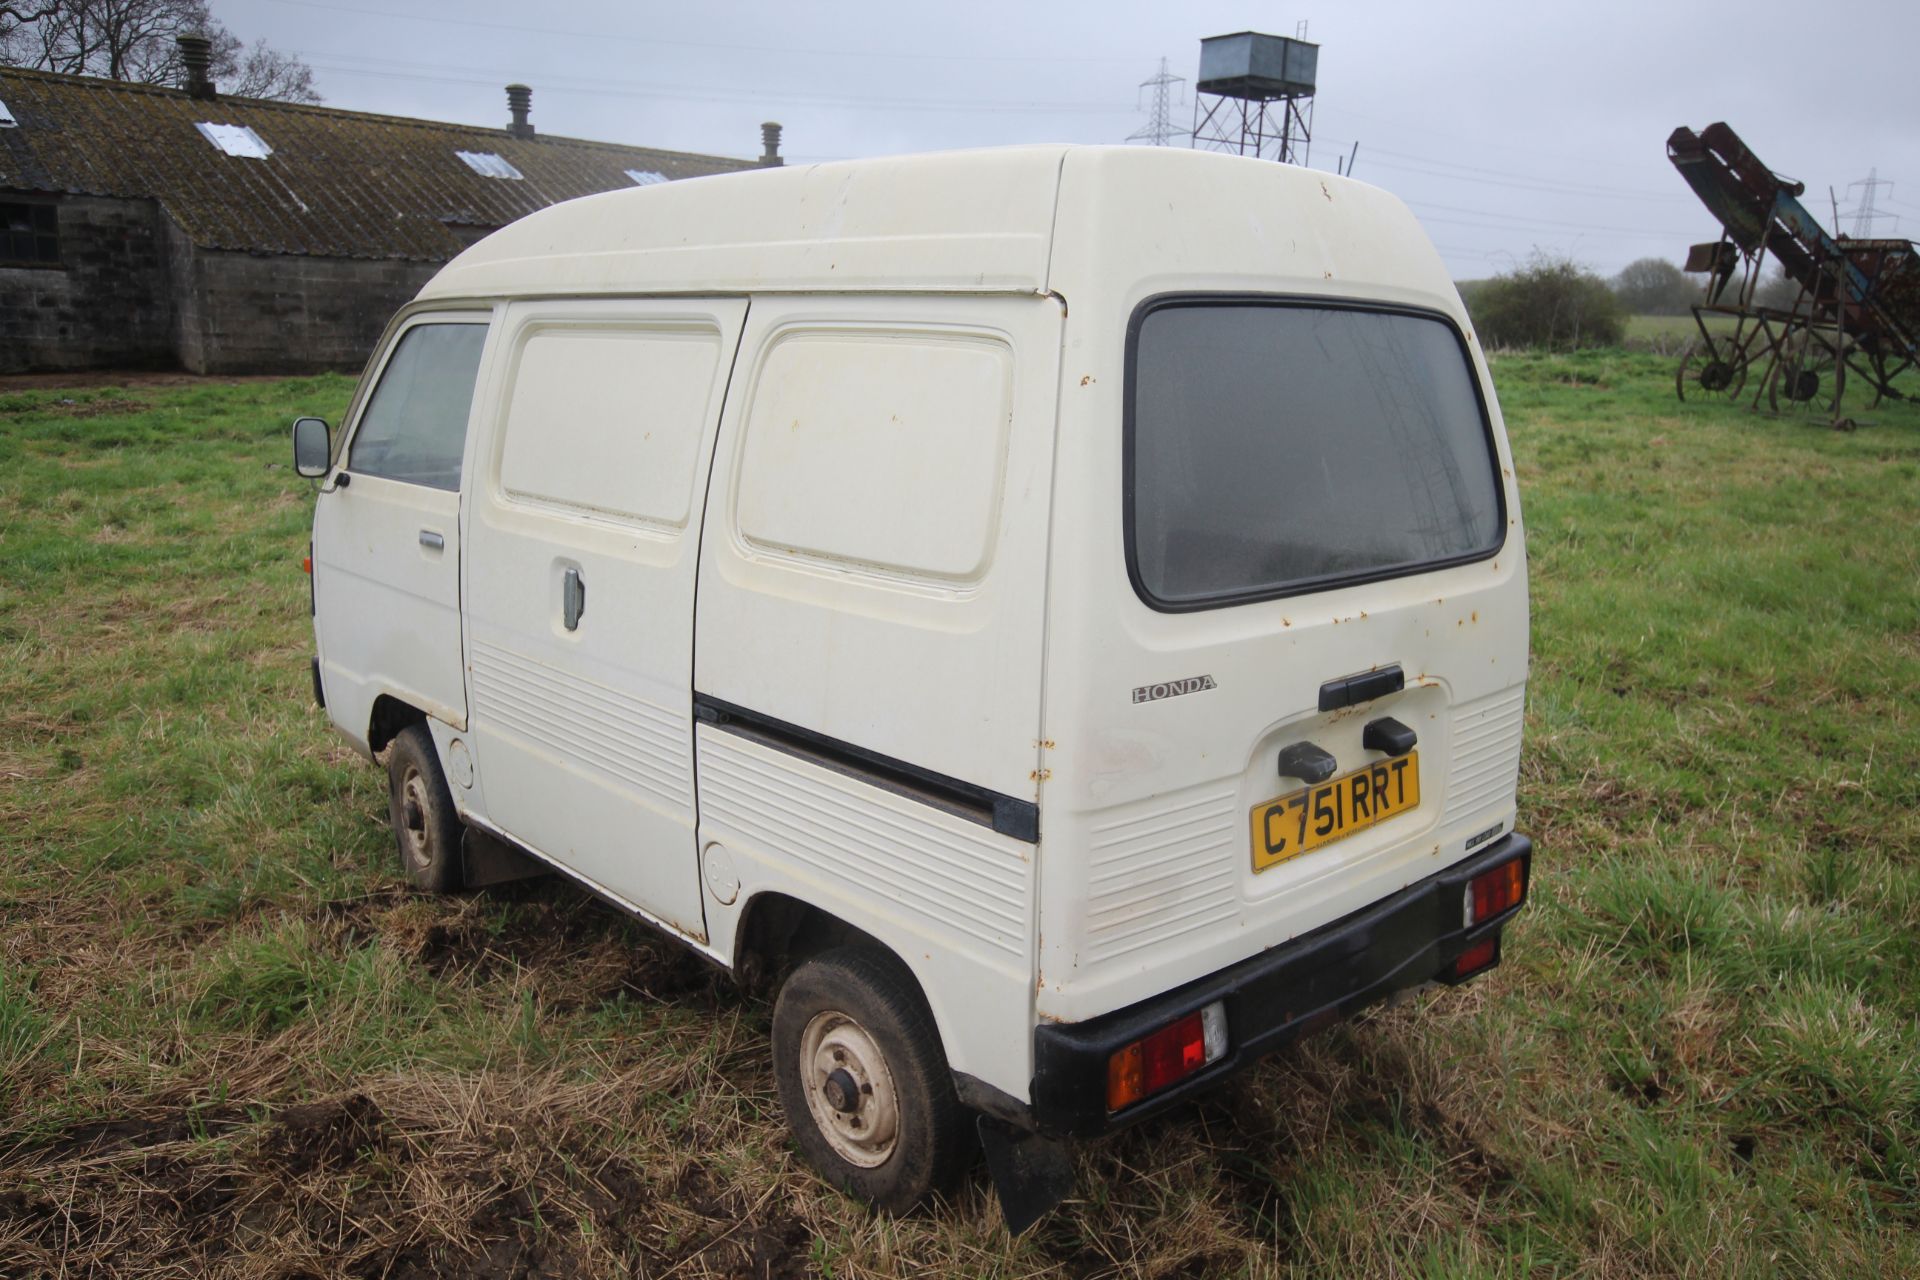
978,1117,1074,1235
460,827,550,889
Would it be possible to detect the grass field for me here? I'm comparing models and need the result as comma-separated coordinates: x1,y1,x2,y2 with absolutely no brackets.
2,351,1917,1277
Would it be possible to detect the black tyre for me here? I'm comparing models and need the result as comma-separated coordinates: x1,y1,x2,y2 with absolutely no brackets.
771,947,973,1211
386,724,462,893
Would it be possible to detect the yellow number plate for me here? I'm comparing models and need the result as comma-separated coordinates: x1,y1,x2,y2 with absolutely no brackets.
1251,751,1420,873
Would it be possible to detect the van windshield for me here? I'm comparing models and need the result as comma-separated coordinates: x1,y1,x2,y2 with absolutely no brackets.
1127,300,1504,609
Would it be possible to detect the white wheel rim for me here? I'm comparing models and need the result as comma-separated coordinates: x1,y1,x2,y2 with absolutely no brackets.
398,766,432,871
798,1009,900,1168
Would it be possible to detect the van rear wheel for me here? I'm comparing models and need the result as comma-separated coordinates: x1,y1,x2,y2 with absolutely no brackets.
771,947,972,1212
386,724,462,893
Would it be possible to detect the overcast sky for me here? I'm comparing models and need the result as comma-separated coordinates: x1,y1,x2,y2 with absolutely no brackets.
220,0,1918,280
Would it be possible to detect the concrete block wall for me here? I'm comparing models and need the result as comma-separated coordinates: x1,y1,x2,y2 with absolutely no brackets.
183,249,440,375
0,194,177,373
1,193,443,376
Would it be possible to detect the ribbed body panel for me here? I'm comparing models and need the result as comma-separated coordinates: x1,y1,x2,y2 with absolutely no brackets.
470,639,692,809
1442,686,1526,824
697,730,1032,958
1082,788,1239,962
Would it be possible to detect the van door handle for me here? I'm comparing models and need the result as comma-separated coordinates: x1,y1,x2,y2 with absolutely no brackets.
562,567,586,631
419,529,444,551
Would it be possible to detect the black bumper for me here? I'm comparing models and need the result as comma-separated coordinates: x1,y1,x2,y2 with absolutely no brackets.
1028,833,1532,1138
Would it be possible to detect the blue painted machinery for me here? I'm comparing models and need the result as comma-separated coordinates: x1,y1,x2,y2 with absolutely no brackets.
1668,122,1918,424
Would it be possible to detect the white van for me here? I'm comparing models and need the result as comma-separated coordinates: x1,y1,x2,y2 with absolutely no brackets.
292,145,1532,1230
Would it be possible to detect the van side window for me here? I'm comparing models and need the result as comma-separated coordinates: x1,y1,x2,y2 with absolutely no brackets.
497,325,722,528
347,323,488,491
734,329,1013,582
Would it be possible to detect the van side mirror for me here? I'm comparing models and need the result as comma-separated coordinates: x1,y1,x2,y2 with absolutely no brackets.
292,416,331,478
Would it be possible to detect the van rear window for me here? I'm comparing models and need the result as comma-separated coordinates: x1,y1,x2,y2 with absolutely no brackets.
1126,300,1503,609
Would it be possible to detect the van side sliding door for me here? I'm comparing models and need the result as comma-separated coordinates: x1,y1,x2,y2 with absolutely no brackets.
461,298,748,943
691,293,1064,1093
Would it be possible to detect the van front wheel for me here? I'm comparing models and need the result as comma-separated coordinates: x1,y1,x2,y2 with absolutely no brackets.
771,948,971,1212
386,724,462,894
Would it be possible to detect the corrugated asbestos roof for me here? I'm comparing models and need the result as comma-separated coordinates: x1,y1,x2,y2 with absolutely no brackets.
0,67,754,261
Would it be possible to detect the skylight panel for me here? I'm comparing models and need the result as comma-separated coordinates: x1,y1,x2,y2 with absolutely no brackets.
0,99,17,129
457,151,524,180
625,169,667,186
195,122,272,158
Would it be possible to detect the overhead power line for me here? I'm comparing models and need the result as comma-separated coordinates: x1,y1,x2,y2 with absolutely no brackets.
1336,140,1691,204
301,56,1138,116
267,0,1142,65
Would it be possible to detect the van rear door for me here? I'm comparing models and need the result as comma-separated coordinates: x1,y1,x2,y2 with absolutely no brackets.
1037,296,1527,1021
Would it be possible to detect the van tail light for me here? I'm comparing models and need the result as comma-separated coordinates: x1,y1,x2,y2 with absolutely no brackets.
1447,855,1527,982
1463,857,1527,927
302,555,312,575
1106,1001,1228,1113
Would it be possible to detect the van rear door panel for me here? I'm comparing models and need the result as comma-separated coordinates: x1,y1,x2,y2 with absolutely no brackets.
1036,296,1527,1024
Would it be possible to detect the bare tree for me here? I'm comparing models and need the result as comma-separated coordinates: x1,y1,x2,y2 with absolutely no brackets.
1,1,63,67
216,31,317,102
0,0,321,103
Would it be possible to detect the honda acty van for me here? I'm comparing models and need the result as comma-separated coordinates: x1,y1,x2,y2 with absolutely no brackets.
291,145,1533,1229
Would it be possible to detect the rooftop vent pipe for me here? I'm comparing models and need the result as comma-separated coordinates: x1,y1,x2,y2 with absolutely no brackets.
759,121,783,167
506,84,534,138
177,34,215,100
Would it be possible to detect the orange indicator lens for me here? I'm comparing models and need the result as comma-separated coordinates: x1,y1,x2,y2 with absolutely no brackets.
1107,1009,1212,1113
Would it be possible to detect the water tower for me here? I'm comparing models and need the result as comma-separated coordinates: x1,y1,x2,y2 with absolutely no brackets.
1190,31,1318,165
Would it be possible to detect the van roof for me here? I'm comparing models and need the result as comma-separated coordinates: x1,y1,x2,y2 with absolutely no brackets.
416,144,1458,315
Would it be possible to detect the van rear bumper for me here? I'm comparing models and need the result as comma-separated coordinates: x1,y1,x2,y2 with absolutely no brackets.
1022,833,1532,1138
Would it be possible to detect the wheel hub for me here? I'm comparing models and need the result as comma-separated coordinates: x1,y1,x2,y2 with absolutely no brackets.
822,1067,860,1114
1699,360,1732,392
798,1010,900,1168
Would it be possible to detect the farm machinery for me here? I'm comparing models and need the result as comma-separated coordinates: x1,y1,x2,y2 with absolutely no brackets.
1667,122,1919,426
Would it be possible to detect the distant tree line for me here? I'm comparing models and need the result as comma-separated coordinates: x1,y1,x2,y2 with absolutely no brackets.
1606,256,1801,314
1,0,319,102
1460,251,1811,350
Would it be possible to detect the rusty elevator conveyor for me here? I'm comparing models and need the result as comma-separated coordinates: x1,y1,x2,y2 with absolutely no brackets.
1667,122,1919,423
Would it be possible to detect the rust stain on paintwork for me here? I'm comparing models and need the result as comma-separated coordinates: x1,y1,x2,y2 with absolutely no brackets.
1079,374,1095,386
1030,768,1052,782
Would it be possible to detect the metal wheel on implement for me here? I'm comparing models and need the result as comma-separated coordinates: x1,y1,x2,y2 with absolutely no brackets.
1676,337,1748,403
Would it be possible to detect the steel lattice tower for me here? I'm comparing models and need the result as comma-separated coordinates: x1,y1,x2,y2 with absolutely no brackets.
1847,168,1897,238
1126,57,1187,147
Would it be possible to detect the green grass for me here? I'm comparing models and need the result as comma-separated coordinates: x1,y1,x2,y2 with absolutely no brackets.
1,354,1917,1276
1622,312,1739,355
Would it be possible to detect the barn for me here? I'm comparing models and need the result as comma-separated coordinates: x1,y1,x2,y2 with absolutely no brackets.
0,40,771,374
